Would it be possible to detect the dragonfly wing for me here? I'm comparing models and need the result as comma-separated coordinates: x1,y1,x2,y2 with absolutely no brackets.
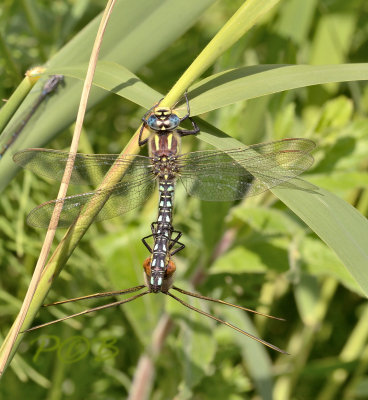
178,138,315,201
13,149,152,185
179,164,255,201
27,176,156,228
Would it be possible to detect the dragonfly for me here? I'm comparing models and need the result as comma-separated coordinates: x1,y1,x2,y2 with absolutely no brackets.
13,97,314,288
15,94,314,351
0,75,64,158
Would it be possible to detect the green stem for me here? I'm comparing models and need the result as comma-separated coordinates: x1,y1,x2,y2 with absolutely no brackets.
162,0,281,107
0,71,43,135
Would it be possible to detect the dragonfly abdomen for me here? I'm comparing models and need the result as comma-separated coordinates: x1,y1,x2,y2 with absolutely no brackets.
149,178,176,292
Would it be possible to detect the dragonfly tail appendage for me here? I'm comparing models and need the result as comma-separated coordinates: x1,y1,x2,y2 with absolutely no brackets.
23,289,149,332
167,290,288,354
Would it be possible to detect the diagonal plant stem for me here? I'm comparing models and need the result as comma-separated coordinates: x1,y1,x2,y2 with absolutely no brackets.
0,67,44,135
128,315,173,400
0,0,117,376
163,0,281,108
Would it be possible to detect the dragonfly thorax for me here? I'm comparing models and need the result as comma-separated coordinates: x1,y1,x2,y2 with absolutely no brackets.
149,130,181,159
42,75,64,95
151,155,179,179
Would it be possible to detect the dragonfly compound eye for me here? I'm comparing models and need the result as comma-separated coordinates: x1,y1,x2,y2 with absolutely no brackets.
168,114,180,129
147,115,159,130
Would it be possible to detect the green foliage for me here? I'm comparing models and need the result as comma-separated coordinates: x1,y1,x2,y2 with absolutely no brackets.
1,0,368,399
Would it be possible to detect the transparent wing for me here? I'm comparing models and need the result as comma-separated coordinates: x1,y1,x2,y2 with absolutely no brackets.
177,138,315,201
14,149,156,228
13,149,152,185
27,175,156,228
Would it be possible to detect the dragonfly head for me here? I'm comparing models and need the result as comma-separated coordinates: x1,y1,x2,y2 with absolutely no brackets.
42,74,65,95
143,257,176,293
146,108,181,133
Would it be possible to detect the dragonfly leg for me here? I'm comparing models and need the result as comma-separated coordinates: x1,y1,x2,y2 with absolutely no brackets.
178,91,199,133
141,234,153,253
149,222,176,236
177,91,199,136
170,240,185,256
150,221,158,233
141,221,163,251
177,117,200,136
177,92,199,136
143,231,184,256
171,229,182,243
151,222,180,242
168,229,185,255
178,90,191,120
142,224,185,256
138,123,149,146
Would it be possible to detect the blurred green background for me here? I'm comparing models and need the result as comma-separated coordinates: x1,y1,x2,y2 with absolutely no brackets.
1,0,368,399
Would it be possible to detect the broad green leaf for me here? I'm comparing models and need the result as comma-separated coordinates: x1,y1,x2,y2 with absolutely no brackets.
47,63,368,118
189,64,368,115
230,206,303,235
198,123,368,296
301,237,362,295
162,0,282,107
274,185,368,296
308,172,368,193
49,62,160,109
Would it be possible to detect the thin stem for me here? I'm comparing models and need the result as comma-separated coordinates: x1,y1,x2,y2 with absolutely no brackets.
128,314,173,400
0,0,118,375
163,0,281,107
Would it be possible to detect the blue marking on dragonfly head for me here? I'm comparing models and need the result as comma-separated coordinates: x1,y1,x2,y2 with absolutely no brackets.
168,114,180,128
147,115,158,129
146,109,181,132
